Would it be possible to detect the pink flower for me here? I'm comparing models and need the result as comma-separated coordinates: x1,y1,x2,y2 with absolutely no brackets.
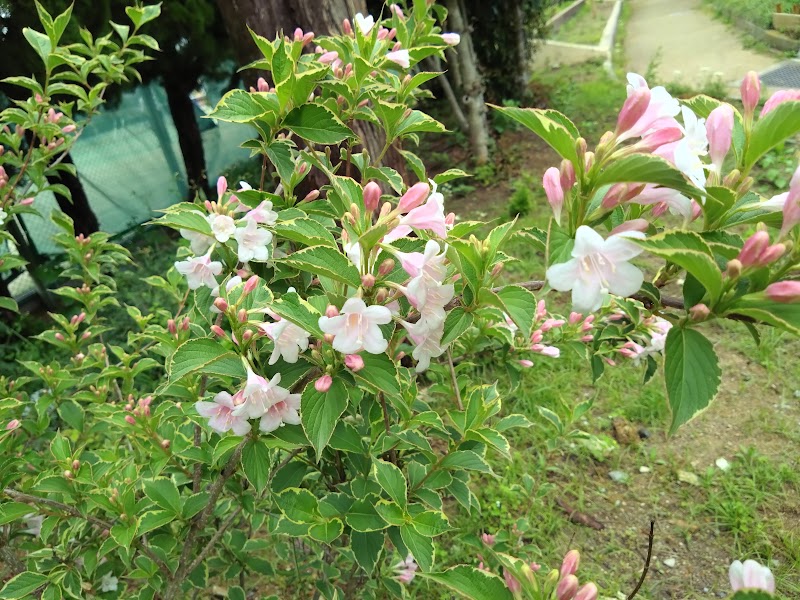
234,219,272,263
518,359,534,368
617,73,680,142
386,49,410,69
345,354,365,372
396,240,448,280
402,319,446,372
543,167,564,224
315,375,333,392
319,50,339,64
575,583,599,600
398,182,430,213
557,575,579,600
259,392,301,433
243,200,278,226
706,104,734,173
610,219,648,235
319,297,392,354
403,275,454,330
560,549,580,577
179,228,213,255
394,554,418,584
503,568,521,593
546,226,645,313
740,71,761,117
363,181,382,212
481,533,496,546
441,33,460,46
232,368,295,420
765,280,800,303
386,182,447,242
616,86,651,136
760,89,800,117
207,213,236,243
781,165,800,237
6,419,21,431
175,252,223,290
630,184,692,220
729,559,775,594
260,320,310,364
195,392,251,436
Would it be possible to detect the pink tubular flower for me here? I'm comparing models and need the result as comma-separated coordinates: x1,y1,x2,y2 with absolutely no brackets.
575,583,599,600
232,368,295,420
616,86,651,136
706,104,734,173
617,73,680,142
180,227,213,255
243,200,278,226
318,297,392,354
396,240,448,280
729,559,775,594
543,167,564,224
518,359,534,368
560,549,581,578
765,280,800,303
780,165,800,237
740,71,761,117
6,419,20,431
610,218,648,236
394,554,418,584
630,184,693,220
315,375,333,392
737,231,770,267
260,320,310,364
386,182,447,242
319,51,339,64
363,181,382,212
175,253,223,290
390,3,404,18
402,319,446,372
259,392,301,433
234,220,272,263
403,275,454,330
217,176,227,200
398,182,430,213
637,126,683,152
195,392,252,436
761,89,800,117
386,49,410,69
345,354,365,372
481,532,496,546
441,32,460,46
503,568,521,593
547,226,645,313
557,575,579,600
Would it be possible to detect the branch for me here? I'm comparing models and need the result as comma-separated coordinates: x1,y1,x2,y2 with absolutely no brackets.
182,505,243,577
2,488,171,576
627,520,655,600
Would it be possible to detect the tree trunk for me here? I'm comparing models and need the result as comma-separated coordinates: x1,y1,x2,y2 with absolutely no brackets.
46,153,99,236
445,0,490,165
164,79,211,199
426,56,469,132
215,0,410,187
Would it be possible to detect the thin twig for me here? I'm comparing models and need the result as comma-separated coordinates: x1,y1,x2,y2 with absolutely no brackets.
182,505,243,577
627,519,655,600
447,348,463,410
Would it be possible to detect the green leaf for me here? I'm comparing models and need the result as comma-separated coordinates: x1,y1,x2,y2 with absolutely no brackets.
634,231,723,303
594,154,700,198
441,308,474,346
352,353,401,398
664,327,721,433
373,460,407,509
400,524,434,571
271,291,324,338
411,511,450,537
308,518,344,543
495,414,533,431
746,100,800,167
278,245,361,288
138,510,175,535
242,439,271,494
418,566,514,600
150,203,211,235
346,497,389,532
265,140,295,185
23,28,51,63
125,4,161,28
352,530,384,574
489,105,578,164
0,572,48,599
494,285,537,337
433,169,471,185
162,339,246,390
283,104,353,145
440,450,493,474
110,521,137,549
729,293,800,335
275,488,319,524
207,89,279,123
301,379,348,460
273,217,336,248
57,400,84,431
395,110,446,136
143,478,182,516
227,586,246,600
0,502,36,526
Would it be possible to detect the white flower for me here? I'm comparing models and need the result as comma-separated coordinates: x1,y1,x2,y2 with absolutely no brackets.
630,184,693,220
259,393,301,433
232,368,294,420
354,12,375,34
403,319,445,372
396,240,448,281
672,106,709,190
386,49,410,69
762,191,787,211
174,252,222,290
729,559,775,594
319,297,392,354
208,213,237,243
195,392,252,436
546,226,645,313
403,275,454,330
179,228,213,255
243,200,278,226
441,33,460,46
234,219,272,263
344,241,362,269
0,208,7,226
260,320,310,364
100,572,119,592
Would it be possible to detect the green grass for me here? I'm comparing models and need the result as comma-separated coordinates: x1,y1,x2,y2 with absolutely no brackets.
551,1,614,45
704,0,800,30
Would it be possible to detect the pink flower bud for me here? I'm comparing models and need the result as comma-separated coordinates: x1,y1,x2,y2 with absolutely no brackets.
315,374,333,392
543,167,564,223
76,312,86,324
610,218,649,236
390,3,404,18
302,32,315,46
161,439,171,449
72,459,80,471
387,28,397,39
379,258,395,276
242,329,253,343
560,159,576,191
63,469,73,479
256,77,269,92
182,316,190,331
765,280,800,303
569,312,583,324
518,359,534,368
580,335,594,342
237,308,247,323
557,575,579,600
398,182,430,212
213,297,229,312
503,569,521,593
445,212,455,226
689,303,710,321
726,258,742,278
342,18,352,34
761,89,800,117
575,582,599,600
243,275,260,295
616,87,651,135
62,124,76,134
737,231,770,267
560,550,580,578
706,104,734,172
74,353,85,362
325,305,339,318
211,325,226,338
125,415,136,425
363,181,382,212
638,126,683,152
345,354,365,372
740,71,761,116
81,331,91,340
536,299,547,320
294,27,304,41
441,32,460,46
20,197,34,206
319,51,339,64
361,273,376,288
55,332,65,341
758,243,785,265
481,533,496,546
377,27,389,40
6,419,20,431
303,190,320,202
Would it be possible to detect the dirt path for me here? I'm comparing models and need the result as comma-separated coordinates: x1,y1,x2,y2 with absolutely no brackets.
624,0,777,87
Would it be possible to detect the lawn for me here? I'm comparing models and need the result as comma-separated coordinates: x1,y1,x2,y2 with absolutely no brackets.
551,0,614,45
